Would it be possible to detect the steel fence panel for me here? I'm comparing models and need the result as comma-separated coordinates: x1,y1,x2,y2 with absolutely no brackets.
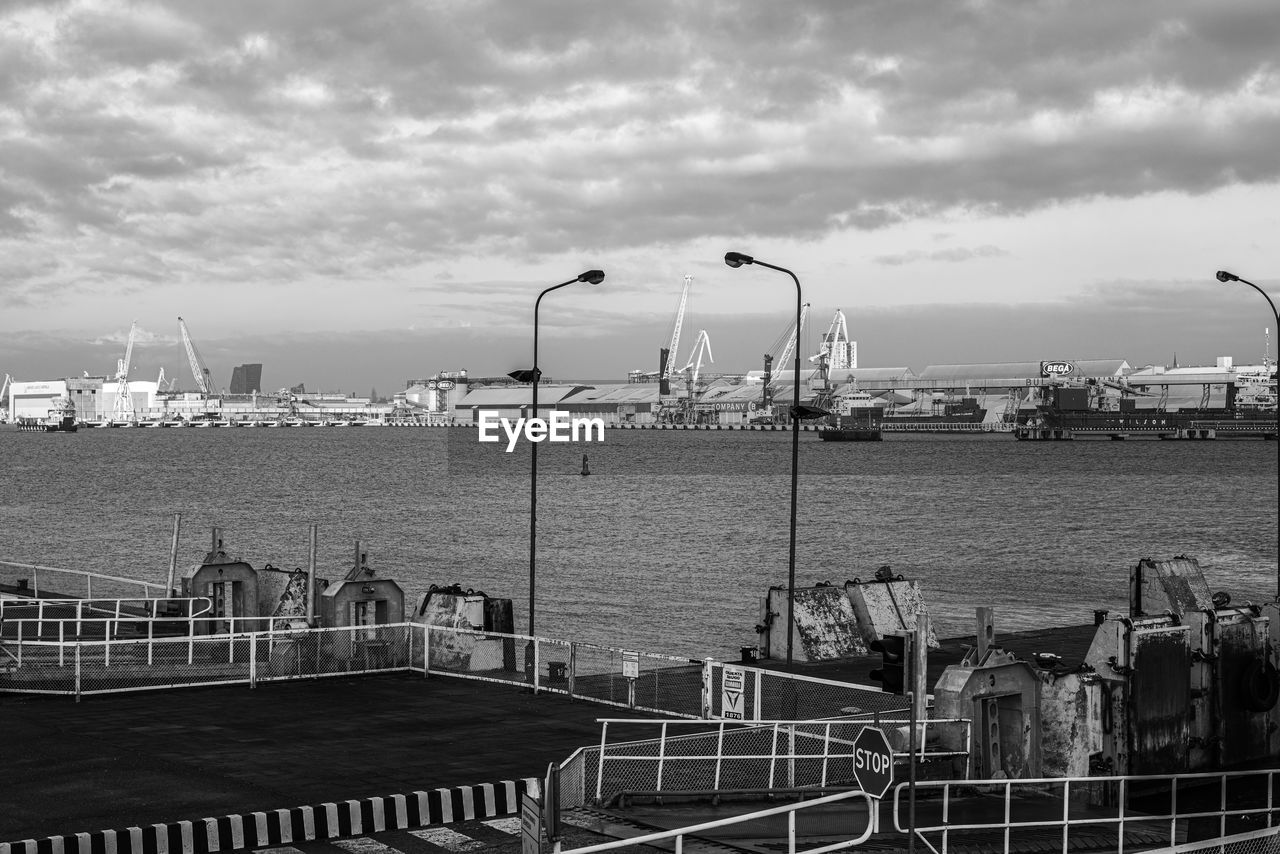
568,643,704,716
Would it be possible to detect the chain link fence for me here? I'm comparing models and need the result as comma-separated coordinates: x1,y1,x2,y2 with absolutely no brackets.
1151,827,1280,854
708,660,910,721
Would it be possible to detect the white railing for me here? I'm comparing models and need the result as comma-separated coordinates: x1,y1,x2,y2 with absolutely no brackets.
893,769,1280,854
2,623,415,696
0,561,167,599
0,597,213,639
588,718,970,807
560,788,876,854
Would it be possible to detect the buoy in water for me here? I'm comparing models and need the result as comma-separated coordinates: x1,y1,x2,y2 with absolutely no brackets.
581,454,590,476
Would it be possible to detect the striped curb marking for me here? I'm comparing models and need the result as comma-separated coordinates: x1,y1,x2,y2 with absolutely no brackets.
2,779,535,854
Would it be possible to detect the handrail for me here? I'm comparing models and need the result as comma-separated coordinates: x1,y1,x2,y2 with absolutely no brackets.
592,718,972,806
559,788,876,854
893,769,1280,854
0,561,166,597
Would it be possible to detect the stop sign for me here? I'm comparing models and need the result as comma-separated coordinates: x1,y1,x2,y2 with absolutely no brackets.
852,726,895,799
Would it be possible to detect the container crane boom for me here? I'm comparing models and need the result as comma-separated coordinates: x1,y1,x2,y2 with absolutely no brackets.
178,317,214,396
810,309,855,371
113,321,137,421
776,303,810,374
661,274,693,383
681,330,714,388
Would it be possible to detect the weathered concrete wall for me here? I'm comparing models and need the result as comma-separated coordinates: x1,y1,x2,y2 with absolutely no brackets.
413,592,487,630
412,592,506,671
1036,672,1101,778
1131,555,1214,617
762,585,866,661
845,579,939,648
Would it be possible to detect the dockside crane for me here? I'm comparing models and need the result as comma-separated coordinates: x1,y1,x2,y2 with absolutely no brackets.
0,373,11,422
178,316,216,398
659,274,692,396
681,329,714,390
811,310,855,372
113,321,138,423
774,302,810,375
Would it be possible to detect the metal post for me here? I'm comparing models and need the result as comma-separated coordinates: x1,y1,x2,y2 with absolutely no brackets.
1217,271,1280,598
166,513,181,596
307,523,318,626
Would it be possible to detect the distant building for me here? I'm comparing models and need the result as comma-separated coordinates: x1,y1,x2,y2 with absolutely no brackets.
229,364,263,395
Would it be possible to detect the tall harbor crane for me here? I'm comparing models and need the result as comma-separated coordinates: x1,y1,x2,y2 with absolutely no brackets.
811,309,856,372
659,274,692,395
0,373,11,422
178,316,215,397
774,302,810,374
113,321,137,422
681,329,714,390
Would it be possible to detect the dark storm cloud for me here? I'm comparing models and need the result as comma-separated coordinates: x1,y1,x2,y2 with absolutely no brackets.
0,0,1277,302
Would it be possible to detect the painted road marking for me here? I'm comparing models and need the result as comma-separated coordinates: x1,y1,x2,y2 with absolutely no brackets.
409,828,488,850
333,838,404,854
480,818,522,835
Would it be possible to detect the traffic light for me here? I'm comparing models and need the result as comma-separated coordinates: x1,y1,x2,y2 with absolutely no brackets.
869,633,910,695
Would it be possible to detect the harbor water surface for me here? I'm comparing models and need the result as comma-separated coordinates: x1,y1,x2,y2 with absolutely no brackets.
0,427,1274,659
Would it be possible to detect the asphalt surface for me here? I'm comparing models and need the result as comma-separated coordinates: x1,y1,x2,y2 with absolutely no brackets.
0,672,651,843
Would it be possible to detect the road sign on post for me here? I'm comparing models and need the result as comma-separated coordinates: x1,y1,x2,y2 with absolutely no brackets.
852,725,895,800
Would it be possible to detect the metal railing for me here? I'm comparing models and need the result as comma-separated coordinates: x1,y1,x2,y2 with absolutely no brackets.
0,561,167,600
2,623,415,696
581,718,970,808
0,597,213,640
559,788,876,854
893,769,1280,854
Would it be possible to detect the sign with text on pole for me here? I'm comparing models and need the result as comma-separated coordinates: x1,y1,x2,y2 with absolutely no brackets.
852,725,895,800
721,664,745,720
622,650,639,679
521,788,542,854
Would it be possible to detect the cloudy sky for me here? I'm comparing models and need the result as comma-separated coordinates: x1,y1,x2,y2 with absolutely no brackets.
2,0,1278,394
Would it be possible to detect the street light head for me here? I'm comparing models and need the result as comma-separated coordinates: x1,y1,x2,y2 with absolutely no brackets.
577,270,605,285
724,251,754,269
1217,270,1240,283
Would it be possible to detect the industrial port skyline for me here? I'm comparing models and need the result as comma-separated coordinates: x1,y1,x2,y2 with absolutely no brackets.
4,283,1279,398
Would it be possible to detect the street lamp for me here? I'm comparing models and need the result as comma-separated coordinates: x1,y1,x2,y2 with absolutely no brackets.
510,270,605,652
724,252,827,670
1217,269,1280,600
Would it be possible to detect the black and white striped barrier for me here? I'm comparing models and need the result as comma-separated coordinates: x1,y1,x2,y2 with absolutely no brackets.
2,778,534,854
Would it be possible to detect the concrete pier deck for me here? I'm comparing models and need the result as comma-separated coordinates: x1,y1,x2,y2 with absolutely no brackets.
0,623,1102,846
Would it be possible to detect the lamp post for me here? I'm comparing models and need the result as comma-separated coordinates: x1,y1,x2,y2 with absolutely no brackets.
1217,270,1280,600
510,270,605,654
724,252,826,670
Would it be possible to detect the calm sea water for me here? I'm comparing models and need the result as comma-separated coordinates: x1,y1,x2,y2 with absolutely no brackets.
0,426,1274,659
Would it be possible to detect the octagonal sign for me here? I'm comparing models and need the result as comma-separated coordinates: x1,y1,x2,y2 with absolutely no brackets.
852,726,895,799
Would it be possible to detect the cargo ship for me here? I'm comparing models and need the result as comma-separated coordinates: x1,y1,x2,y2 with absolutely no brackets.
1015,371,1277,440
819,391,883,441
877,395,998,432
